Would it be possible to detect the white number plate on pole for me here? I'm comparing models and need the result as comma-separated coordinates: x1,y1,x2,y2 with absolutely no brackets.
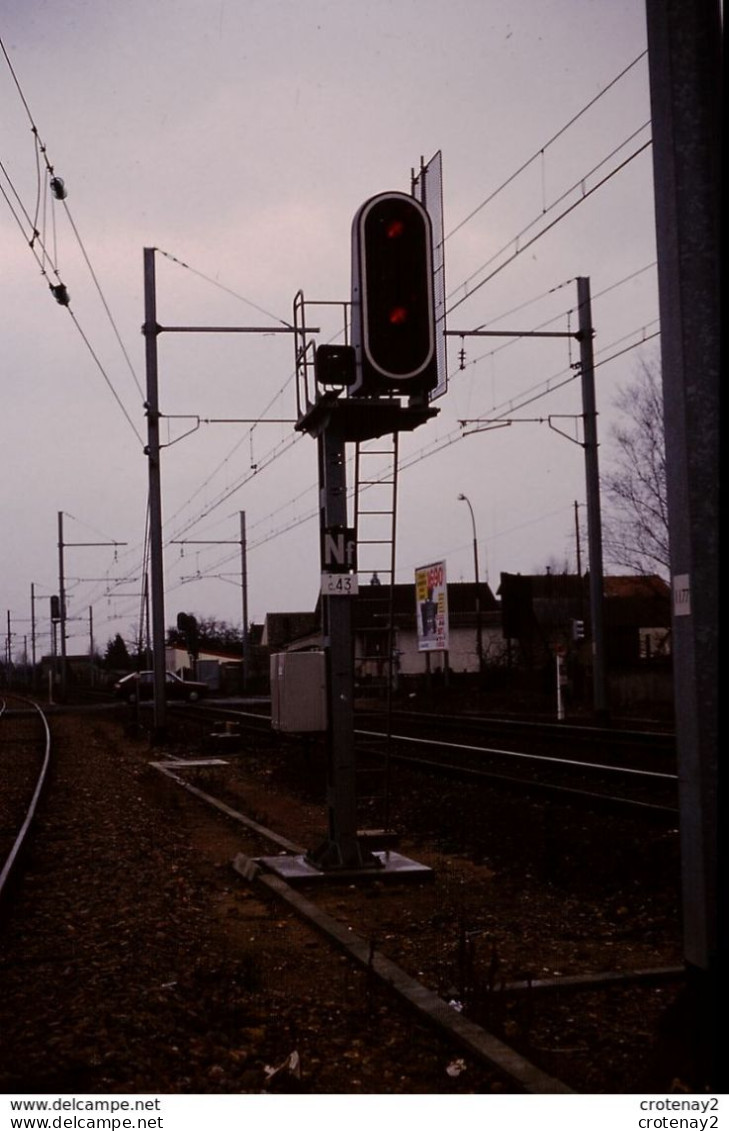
321,572,359,596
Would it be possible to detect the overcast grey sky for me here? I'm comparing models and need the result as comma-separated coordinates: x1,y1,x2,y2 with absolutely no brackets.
1,0,657,659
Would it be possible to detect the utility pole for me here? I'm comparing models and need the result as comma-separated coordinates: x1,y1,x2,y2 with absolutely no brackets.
57,511,68,700
88,606,94,687
450,278,608,719
577,278,608,723
143,247,168,739
144,574,152,668
30,583,37,690
646,0,720,1088
574,500,582,577
172,511,252,692
240,511,250,692
51,612,57,695
56,514,127,704
141,248,314,734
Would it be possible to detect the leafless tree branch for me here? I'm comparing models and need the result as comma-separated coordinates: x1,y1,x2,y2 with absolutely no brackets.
602,357,669,578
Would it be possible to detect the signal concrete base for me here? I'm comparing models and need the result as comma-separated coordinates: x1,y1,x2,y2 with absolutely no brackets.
256,850,433,885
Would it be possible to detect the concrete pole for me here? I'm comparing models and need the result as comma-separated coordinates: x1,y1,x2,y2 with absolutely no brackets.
144,574,152,668
574,501,582,577
576,278,608,723
57,511,68,701
30,583,37,689
240,511,250,692
143,247,167,738
88,605,94,687
646,0,720,1086
556,654,564,721
51,619,57,690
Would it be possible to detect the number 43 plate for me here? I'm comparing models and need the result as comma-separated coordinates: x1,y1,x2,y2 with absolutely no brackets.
321,572,359,595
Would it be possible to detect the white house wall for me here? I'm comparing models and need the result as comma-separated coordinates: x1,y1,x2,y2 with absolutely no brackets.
356,626,508,677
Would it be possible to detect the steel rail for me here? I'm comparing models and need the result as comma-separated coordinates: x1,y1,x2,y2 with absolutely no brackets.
383,750,678,816
387,708,675,746
182,703,676,812
189,703,675,782
356,728,678,782
0,697,52,900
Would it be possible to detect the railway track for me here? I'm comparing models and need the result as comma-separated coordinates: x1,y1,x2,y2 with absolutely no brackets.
0,703,687,1091
0,694,52,901
361,730,678,815
383,708,675,765
178,700,678,816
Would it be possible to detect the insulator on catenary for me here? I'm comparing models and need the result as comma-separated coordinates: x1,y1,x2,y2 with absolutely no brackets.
51,283,70,306
50,176,67,200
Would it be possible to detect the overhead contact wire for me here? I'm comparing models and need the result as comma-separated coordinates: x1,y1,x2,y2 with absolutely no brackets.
446,50,648,241
447,139,652,316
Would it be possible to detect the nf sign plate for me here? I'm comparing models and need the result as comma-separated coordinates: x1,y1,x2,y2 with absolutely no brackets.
322,526,357,573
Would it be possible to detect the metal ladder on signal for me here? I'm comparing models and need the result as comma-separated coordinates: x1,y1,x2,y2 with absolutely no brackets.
353,431,400,833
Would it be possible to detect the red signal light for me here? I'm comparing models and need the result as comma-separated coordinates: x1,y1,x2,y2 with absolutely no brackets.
351,191,437,394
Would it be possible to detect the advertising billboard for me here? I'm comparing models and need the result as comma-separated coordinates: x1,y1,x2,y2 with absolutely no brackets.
415,560,449,652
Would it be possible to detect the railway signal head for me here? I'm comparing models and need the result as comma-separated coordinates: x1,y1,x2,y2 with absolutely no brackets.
350,191,437,396
315,344,356,387
176,611,199,657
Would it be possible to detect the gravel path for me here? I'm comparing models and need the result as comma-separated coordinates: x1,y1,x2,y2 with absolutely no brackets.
0,712,507,1094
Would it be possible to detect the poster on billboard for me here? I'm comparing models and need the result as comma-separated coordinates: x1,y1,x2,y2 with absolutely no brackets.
415,560,449,652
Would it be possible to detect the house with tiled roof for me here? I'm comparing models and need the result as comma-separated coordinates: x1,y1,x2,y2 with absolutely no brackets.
265,581,506,681
498,570,672,711
498,571,671,666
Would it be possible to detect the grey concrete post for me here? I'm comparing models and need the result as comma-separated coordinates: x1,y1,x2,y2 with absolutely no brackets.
577,278,608,722
646,2,720,1082
143,248,168,738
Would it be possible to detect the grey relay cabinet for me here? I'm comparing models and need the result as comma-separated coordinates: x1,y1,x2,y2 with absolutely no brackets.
270,651,327,733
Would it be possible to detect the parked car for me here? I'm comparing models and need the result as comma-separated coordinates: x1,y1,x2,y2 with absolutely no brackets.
114,670,209,703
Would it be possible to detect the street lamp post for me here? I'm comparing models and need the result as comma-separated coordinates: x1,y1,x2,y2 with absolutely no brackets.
458,493,484,676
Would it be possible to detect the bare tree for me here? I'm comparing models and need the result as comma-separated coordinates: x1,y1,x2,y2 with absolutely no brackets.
602,357,669,577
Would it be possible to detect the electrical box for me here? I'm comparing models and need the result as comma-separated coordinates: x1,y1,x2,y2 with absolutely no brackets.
195,659,220,691
270,651,327,732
